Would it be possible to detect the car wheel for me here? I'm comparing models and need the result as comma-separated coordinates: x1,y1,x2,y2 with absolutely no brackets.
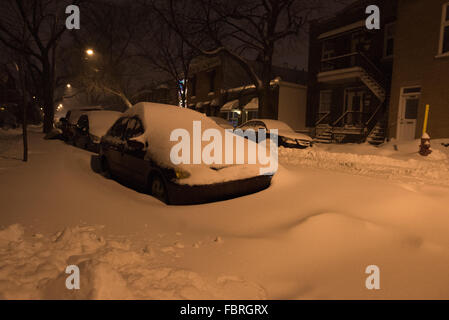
101,157,112,179
150,173,169,204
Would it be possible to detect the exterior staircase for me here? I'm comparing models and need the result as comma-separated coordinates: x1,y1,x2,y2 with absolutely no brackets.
314,125,333,144
360,70,386,102
367,117,387,145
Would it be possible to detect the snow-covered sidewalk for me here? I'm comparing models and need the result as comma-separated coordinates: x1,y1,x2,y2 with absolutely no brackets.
280,140,449,187
1,128,449,299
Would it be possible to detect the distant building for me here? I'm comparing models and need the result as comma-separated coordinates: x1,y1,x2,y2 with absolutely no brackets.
186,55,308,130
388,0,449,140
307,0,397,144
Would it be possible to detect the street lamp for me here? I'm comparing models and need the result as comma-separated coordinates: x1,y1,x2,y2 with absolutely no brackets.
66,84,71,88
86,49,94,56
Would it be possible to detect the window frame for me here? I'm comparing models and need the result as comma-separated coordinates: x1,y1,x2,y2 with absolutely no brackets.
319,90,332,114
438,2,449,56
108,117,129,139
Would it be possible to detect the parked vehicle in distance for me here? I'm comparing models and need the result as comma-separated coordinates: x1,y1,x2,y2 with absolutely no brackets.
209,116,234,130
0,108,17,130
59,106,104,142
237,119,313,149
99,102,274,205
73,111,122,153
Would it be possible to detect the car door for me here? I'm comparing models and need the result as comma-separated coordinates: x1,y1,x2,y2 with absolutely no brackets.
103,117,128,176
75,115,89,148
122,117,149,187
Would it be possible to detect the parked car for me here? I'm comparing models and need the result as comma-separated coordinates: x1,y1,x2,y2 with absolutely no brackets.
209,116,234,130
73,110,122,153
99,102,274,205
237,119,313,149
0,109,17,130
59,107,104,142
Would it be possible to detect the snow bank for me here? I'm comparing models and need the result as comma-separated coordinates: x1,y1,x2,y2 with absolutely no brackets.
0,224,266,300
279,141,449,187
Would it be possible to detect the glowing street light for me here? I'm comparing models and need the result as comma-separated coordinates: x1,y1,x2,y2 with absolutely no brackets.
66,84,71,88
86,49,94,56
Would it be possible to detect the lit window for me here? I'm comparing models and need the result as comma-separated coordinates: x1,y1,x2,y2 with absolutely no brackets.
439,3,449,55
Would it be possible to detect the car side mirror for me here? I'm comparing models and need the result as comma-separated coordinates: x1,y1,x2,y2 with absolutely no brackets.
127,139,145,150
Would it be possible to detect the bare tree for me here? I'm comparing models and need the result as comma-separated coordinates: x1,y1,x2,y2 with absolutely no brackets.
0,0,83,133
153,0,330,118
135,1,210,108
69,1,152,109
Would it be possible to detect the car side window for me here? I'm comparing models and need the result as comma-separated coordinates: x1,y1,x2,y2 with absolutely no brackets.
240,121,255,131
133,118,144,137
254,121,267,131
109,117,128,139
77,115,89,130
124,117,144,140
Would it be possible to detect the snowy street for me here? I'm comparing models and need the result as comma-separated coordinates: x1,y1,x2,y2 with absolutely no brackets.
1,127,449,299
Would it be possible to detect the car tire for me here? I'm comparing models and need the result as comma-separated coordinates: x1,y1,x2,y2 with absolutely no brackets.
149,173,169,204
101,157,112,179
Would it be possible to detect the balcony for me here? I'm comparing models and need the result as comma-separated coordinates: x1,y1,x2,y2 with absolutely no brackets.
318,52,386,102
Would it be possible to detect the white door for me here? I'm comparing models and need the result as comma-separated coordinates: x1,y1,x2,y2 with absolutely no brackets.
398,93,420,140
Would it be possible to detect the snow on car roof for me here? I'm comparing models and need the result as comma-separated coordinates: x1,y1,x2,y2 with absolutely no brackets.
84,111,123,138
254,119,294,132
243,119,312,141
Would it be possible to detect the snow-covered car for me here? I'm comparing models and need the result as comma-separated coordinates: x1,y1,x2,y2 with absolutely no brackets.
209,116,234,130
237,119,313,149
59,107,104,142
73,110,123,153
99,102,274,205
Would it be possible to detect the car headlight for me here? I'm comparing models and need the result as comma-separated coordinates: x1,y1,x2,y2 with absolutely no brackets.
296,139,311,146
175,168,191,180
282,137,297,144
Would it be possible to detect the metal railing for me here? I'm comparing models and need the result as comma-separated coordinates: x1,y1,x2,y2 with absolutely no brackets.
320,52,386,89
315,112,331,126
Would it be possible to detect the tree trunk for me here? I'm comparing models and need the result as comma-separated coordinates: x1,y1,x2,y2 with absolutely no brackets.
259,53,276,119
42,66,55,133
22,99,28,162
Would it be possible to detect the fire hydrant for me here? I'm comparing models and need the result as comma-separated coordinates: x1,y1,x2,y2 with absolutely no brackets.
419,133,432,156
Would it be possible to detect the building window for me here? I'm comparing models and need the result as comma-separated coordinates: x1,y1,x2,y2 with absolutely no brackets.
440,3,449,55
190,76,197,97
319,90,332,114
321,40,336,60
208,70,216,93
384,23,395,58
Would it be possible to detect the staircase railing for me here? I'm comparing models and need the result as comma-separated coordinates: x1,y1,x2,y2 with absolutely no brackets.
316,112,331,126
364,101,386,139
332,111,350,127
320,52,386,91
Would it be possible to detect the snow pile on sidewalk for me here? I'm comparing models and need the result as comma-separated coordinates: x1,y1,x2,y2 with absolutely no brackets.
0,224,266,300
279,140,449,186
